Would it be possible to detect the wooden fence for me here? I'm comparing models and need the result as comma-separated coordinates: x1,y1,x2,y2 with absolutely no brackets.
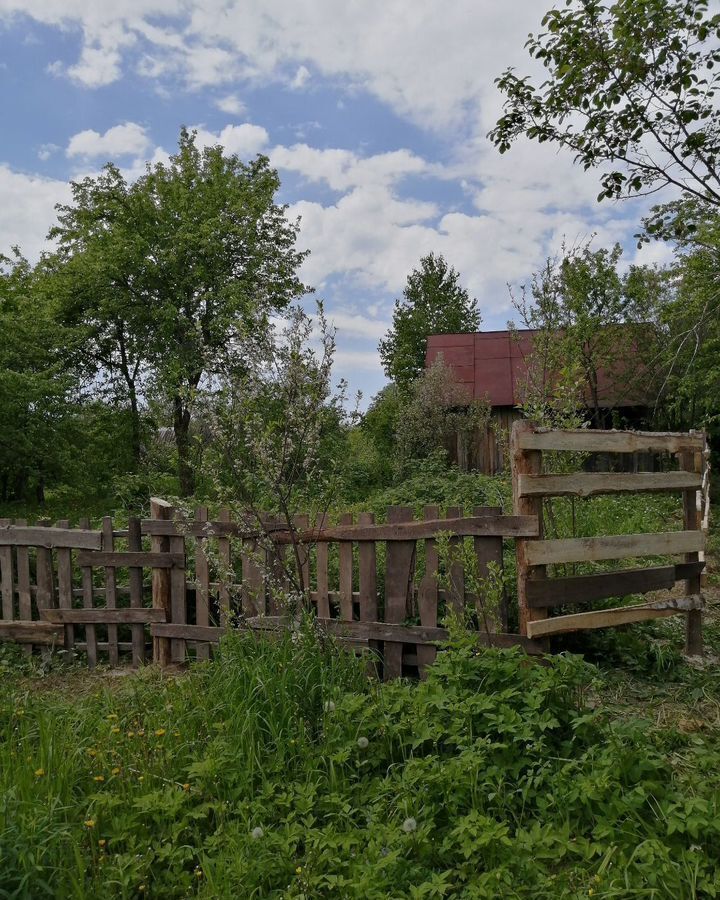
510,422,709,654
0,502,543,677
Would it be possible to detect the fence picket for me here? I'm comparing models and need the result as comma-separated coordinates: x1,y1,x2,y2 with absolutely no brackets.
416,505,439,678
102,517,119,667
194,506,211,661
56,519,75,657
15,519,32,656
384,506,415,680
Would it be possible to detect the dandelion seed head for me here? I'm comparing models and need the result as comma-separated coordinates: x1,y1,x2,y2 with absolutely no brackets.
324,700,335,712
402,817,417,833
251,826,264,840
357,736,369,749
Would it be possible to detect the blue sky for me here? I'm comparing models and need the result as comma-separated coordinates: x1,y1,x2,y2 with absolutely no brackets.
0,1,673,404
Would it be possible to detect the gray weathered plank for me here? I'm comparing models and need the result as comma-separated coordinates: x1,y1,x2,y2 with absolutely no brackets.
525,530,705,566
518,471,701,498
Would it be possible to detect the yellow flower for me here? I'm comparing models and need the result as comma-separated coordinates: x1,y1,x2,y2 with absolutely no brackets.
87,749,97,757
107,714,118,720
98,839,106,848
173,731,180,737
111,767,121,775
138,885,146,894
84,820,95,828
588,891,595,897
296,867,302,876
127,731,135,738
111,727,120,734
182,783,190,792
93,775,105,783
138,775,144,782
154,728,166,737
34,768,45,777
194,868,203,879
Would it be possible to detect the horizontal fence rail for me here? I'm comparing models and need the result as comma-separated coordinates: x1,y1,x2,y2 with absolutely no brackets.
511,422,709,655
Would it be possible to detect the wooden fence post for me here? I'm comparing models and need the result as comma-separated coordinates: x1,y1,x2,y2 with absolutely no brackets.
128,517,145,666
511,421,546,638
384,506,415,679
680,444,703,656
151,498,172,666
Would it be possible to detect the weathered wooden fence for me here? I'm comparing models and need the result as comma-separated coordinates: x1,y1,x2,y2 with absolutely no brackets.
510,422,709,654
0,502,543,677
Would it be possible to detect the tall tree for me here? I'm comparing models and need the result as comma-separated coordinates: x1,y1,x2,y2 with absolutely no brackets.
379,253,480,391
511,243,662,428
48,128,309,496
490,0,720,211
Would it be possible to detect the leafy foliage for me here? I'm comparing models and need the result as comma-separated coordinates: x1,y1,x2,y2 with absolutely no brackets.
491,0,720,207
379,254,480,391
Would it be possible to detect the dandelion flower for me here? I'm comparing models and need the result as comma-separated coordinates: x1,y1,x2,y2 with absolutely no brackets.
34,768,45,777
87,749,97,757
111,727,120,735
154,729,166,737
111,767,121,775
127,731,135,738
296,867,303,876
84,819,95,828
138,776,144,782
402,817,417,833
357,736,369,749
107,714,118,720
324,700,335,713
182,783,190,792
93,775,105,783
588,891,594,897
98,839,106,848
194,867,203,879
251,827,263,840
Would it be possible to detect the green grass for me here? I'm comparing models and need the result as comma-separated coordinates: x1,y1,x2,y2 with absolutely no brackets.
2,621,720,899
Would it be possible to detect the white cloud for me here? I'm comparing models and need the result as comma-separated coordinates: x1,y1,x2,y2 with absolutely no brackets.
191,123,269,157
0,165,70,259
37,143,60,161
214,94,245,116
329,311,389,341
291,64,310,89
66,122,151,158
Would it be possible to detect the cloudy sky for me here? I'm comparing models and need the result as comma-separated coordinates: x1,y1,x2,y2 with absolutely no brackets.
0,1,671,402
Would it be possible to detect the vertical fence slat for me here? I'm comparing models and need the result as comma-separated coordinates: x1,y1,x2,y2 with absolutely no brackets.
169,516,187,664
241,539,263,616
128,517,145,666
511,421,546,638
15,520,31,656
473,505,505,632
384,506,415,680
315,539,330,618
445,506,465,617
194,506,211,661
102,517,119,667
151,498,172,666
416,505,439,678
56,519,75,657
218,508,232,625
357,512,377,621
79,517,98,669
0,519,13,622
295,514,310,600
339,513,354,621
35,522,55,612
680,446,703,656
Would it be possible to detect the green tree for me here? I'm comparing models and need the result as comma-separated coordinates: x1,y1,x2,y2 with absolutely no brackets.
511,243,662,428
379,253,480,391
48,128,309,496
490,0,720,208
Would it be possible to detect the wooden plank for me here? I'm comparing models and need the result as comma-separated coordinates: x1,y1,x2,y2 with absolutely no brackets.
680,446,703,656
511,420,547,638
315,538,330,619
217,507,232,625
357,511,379,672
75,551,185,568
0,621,64,645
150,619,545,654
526,595,704,638
140,516,539,540
473,506,505,631
518,428,705,455
295,513,311,601
446,506,464,617
267,515,289,615
525,563,706,608
56,519,75,656
127,517,145,667
338,513,354,620
41,608,167,624
384,506,415,679
0,519,14,620
0,524,102,549
194,506,211,661
169,513,187,664
525,530,705,566
102,517,119,667
241,535,264,617
15,520,31,656
416,505,439,677
518,471,701,498
150,498,172,666
79,517,98,669
35,523,55,610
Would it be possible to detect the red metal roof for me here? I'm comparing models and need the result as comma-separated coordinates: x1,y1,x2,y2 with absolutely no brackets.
425,329,647,408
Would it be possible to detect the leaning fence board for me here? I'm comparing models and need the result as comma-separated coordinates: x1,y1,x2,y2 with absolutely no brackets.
518,471,701,498
41,608,166,624
518,428,705,455
525,530,705,566
0,621,63,644
0,525,102,550
526,562,706,608
384,506,415,680
526,595,704,638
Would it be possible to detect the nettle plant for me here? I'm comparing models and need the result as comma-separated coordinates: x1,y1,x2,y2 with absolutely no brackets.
205,304,359,615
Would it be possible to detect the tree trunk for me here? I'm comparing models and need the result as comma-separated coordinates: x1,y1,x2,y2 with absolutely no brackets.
173,397,194,497
128,383,142,466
